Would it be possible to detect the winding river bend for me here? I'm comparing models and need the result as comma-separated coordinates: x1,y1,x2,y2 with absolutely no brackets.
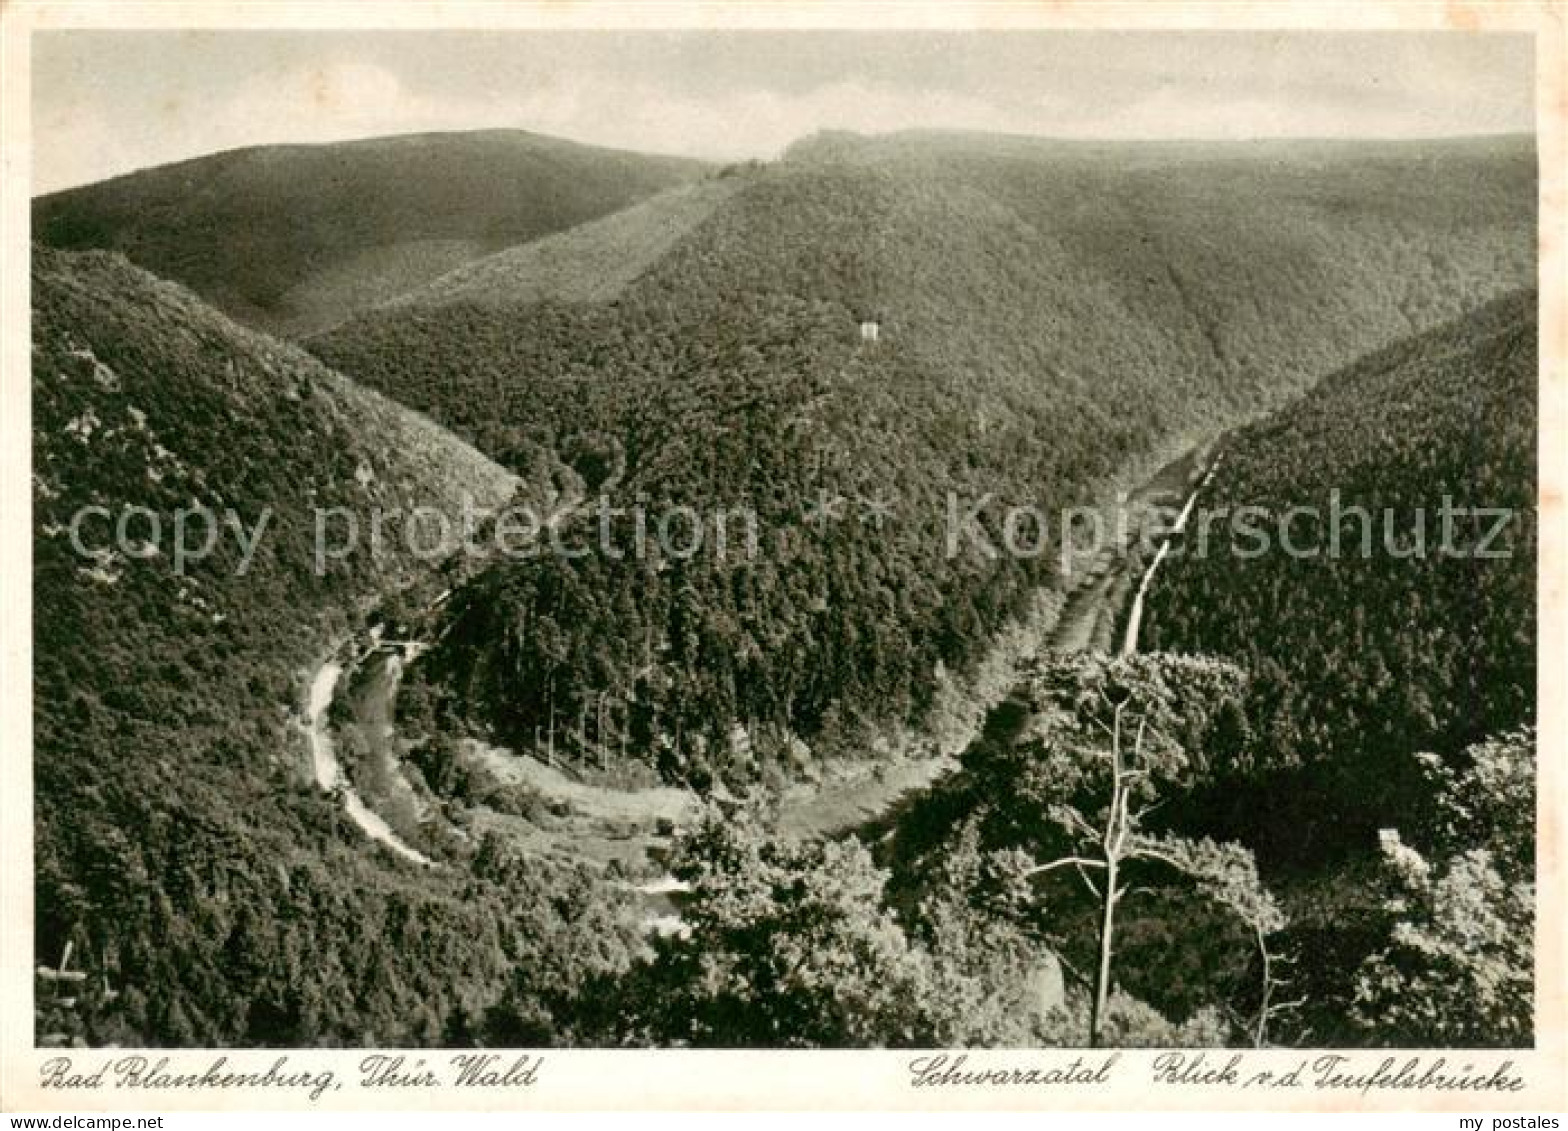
295,446,1218,876
305,659,434,866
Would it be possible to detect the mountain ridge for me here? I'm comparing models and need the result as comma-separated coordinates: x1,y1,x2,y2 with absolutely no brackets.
33,129,710,336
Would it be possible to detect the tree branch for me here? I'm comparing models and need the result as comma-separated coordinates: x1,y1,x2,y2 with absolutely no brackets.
1023,855,1108,878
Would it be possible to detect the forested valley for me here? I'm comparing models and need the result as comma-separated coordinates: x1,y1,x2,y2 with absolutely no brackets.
31,128,1538,1049
311,132,1533,792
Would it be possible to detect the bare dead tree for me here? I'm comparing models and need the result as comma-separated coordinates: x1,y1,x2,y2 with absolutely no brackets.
1011,666,1286,1047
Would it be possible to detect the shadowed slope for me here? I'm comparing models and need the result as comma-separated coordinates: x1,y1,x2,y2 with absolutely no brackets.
33,129,708,335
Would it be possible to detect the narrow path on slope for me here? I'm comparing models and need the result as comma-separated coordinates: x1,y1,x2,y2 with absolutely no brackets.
1119,455,1222,656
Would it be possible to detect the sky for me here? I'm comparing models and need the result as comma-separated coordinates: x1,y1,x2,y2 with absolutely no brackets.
31,30,1535,194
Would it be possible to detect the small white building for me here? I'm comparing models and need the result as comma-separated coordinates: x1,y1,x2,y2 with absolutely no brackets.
859,319,880,344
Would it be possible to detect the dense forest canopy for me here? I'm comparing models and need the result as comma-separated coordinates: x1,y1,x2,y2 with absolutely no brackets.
311,132,1534,787
29,127,1539,1050
32,246,641,1045
1143,290,1537,860
1133,294,1538,1045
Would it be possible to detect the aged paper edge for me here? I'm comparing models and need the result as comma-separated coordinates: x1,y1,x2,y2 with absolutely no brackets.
0,0,1562,1113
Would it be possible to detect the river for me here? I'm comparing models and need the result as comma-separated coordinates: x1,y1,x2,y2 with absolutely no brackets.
305,659,434,866
297,448,1216,886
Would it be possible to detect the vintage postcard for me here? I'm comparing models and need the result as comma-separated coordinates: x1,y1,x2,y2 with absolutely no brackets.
0,0,1563,1115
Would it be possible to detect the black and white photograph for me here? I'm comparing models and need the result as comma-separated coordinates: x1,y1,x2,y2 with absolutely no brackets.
2,2,1562,1115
